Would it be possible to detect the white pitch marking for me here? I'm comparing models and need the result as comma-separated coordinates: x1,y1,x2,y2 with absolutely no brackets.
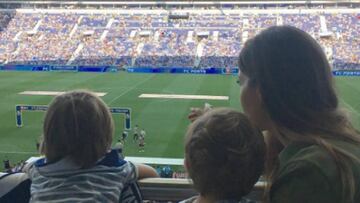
0,151,184,166
139,94,229,100
108,74,155,105
21,155,184,165
19,91,107,97
0,150,38,154
126,156,183,165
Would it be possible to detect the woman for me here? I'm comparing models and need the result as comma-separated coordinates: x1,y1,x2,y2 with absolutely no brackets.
238,26,360,203
190,26,360,203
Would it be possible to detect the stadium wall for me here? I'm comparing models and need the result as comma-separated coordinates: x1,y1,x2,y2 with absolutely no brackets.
0,65,238,75
138,177,265,201
0,65,359,76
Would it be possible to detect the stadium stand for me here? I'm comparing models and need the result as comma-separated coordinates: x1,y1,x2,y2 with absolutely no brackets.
0,1,359,69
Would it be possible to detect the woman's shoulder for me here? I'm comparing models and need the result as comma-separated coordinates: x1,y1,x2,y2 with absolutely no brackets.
271,140,360,203
271,143,337,202
276,143,336,184
278,140,360,176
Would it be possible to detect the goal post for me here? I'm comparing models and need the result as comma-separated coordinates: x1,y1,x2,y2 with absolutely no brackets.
15,105,131,130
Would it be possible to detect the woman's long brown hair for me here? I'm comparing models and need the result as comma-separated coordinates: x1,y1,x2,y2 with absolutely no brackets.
239,26,360,203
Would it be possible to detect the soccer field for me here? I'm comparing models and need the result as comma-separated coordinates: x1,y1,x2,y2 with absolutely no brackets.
0,72,359,170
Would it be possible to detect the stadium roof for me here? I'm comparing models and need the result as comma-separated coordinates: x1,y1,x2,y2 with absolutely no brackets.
1,0,358,9
1,0,359,3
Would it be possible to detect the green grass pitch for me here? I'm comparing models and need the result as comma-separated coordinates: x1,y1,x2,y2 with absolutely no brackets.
0,72,359,170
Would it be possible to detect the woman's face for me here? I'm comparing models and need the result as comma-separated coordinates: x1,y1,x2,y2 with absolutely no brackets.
238,71,268,130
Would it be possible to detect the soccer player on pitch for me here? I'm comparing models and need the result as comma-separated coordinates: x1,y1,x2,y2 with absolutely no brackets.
138,135,145,152
140,129,146,139
122,131,128,143
133,125,139,142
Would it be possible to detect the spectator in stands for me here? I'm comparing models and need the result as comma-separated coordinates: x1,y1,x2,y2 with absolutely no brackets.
183,108,265,203
189,25,360,203
24,90,158,202
238,26,360,203
160,165,173,178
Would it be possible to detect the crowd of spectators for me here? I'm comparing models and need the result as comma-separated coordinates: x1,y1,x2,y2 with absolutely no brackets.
0,12,358,69
1,22,360,202
134,30,196,68
325,13,360,69
0,12,15,63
